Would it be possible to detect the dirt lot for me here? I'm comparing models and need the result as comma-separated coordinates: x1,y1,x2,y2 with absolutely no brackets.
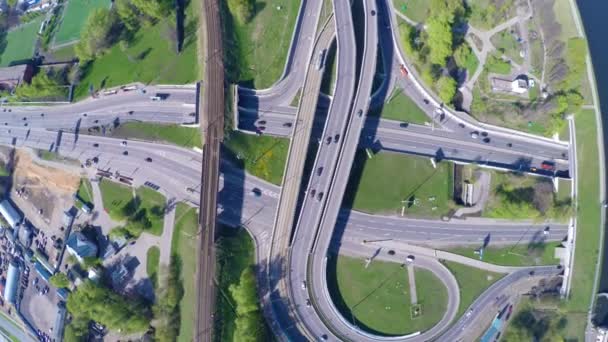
9,149,81,267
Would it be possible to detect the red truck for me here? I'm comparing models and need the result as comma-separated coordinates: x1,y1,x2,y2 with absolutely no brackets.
540,161,556,171
399,64,408,77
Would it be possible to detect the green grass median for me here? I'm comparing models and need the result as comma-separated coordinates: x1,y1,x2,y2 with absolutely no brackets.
346,151,454,218
440,260,504,320
446,242,560,267
107,123,202,149
327,254,447,335
223,131,288,186
369,89,429,125
146,246,160,289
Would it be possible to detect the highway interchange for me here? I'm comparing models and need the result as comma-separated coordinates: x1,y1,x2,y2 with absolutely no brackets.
0,0,577,340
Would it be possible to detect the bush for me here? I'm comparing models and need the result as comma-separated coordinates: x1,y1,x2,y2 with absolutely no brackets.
74,8,120,62
436,75,457,103
227,0,255,23
229,266,266,341
66,281,151,334
14,72,67,101
49,273,70,289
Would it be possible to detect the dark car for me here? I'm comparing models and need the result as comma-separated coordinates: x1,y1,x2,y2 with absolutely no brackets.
258,126,266,131
145,157,152,162
310,189,316,197
93,119,99,124
482,137,491,143
357,109,363,117
22,117,26,121
40,113,44,117
251,187,262,197
326,136,332,145
423,99,430,105
23,123,28,127
93,143,99,147
317,167,323,176
334,134,340,143
458,123,465,128
122,151,128,156
83,113,88,117
258,120,267,125
283,122,292,128
128,110,134,115
507,142,513,147
399,122,409,128
317,192,324,201
481,131,488,137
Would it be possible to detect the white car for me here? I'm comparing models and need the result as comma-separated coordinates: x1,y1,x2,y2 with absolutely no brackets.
301,281,306,290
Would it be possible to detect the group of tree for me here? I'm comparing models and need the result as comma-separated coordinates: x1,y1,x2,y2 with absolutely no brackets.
152,257,184,341
400,0,465,104
74,0,175,62
229,266,267,341
502,307,567,342
227,0,256,23
65,280,151,340
14,71,67,101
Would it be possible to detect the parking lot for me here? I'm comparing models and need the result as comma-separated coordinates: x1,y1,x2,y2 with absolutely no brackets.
19,261,59,342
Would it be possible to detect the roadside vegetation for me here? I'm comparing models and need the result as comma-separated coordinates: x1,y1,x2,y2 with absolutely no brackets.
327,254,447,335
146,246,160,288
170,203,198,341
64,280,151,340
221,0,301,89
447,242,560,267
100,179,166,239
369,89,429,125
215,227,267,341
88,122,203,149
76,178,94,208
346,151,454,218
440,260,504,319
71,0,200,99
393,0,431,23
481,169,572,221
223,131,289,185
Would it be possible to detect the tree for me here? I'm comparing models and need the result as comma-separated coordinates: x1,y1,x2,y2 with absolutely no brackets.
74,8,118,62
66,281,151,334
229,267,266,341
14,72,65,100
152,261,184,341
436,76,457,103
227,0,255,23
426,13,453,66
115,0,140,31
131,0,173,21
6,0,17,8
63,317,89,342
453,43,472,69
49,273,70,289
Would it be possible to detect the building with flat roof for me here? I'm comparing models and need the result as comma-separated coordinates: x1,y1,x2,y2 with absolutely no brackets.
0,199,22,228
491,74,533,94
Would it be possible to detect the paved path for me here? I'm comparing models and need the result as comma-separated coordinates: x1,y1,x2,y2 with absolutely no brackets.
90,178,122,235
407,264,418,304
159,203,176,268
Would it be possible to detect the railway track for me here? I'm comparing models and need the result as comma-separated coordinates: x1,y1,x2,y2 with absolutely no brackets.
195,0,224,340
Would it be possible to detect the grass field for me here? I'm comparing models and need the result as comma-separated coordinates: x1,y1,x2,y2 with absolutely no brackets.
171,203,198,342
215,227,263,341
553,0,580,41
486,54,512,75
135,187,166,236
567,109,601,314
369,89,429,125
447,242,560,267
462,43,480,77
108,122,202,149
146,246,160,289
54,0,111,45
223,131,289,185
50,44,76,61
0,17,43,67
441,261,504,320
74,0,200,99
347,151,454,218
491,29,524,65
99,179,133,221
393,0,430,23
327,254,447,335
77,178,94,207
222,0,300,89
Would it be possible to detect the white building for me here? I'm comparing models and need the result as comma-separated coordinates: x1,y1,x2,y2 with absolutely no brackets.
491,75,533,94
0,199,22,228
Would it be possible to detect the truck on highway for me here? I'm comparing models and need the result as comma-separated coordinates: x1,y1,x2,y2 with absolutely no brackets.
400,64,408,77
317,49,326,70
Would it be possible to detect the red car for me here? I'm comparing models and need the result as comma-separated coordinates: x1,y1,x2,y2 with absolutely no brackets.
506,304,513,320
400,64,408,77
540,161,556,171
